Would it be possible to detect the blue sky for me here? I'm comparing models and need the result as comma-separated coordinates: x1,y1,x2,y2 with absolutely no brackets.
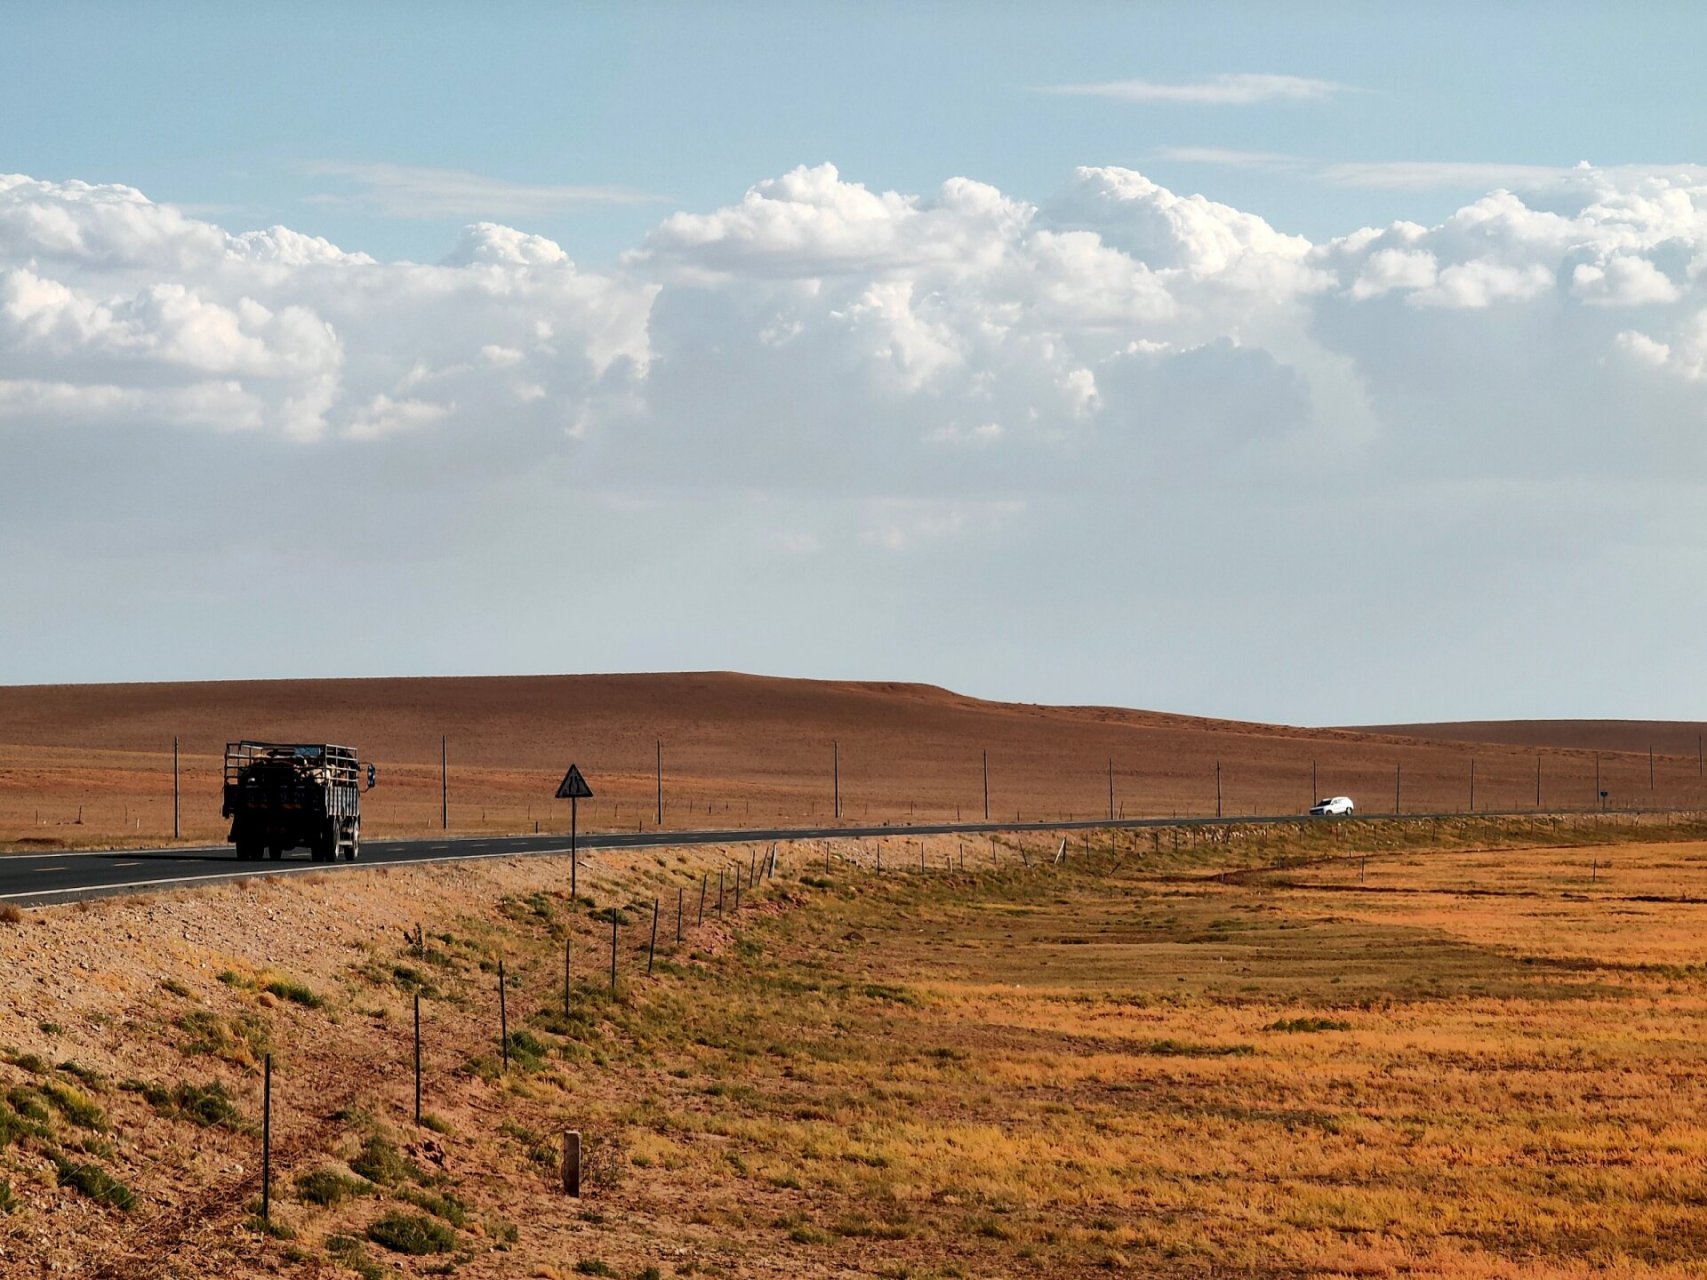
4,3,1707,723
9,2,1701,263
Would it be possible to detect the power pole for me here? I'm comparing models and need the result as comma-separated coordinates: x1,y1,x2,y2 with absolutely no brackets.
440,736,448,830
1215,761,1222,819
1394,762,1400,815
1311,759,1318,804
1469,758,1475,813
833,740,840,820
1535,754,1541,808
172,736,180,840
655,739,662,825
1107,758,1114,822
982,750,989,821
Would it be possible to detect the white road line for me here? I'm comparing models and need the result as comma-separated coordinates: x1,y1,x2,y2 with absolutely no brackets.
112,861,140,868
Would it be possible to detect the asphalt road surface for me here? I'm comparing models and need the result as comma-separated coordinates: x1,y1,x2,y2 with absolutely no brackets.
0,808,1582,906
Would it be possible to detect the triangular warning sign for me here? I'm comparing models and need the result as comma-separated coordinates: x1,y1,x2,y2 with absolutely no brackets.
555,764,594,800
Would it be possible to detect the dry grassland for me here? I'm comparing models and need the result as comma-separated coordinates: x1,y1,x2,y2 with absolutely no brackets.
3,819,1707,1277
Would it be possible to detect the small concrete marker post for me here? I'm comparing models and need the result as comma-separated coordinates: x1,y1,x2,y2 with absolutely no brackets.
556,764,594,899
563,1131,582,1197
499,960,509,1072
648,898,659,975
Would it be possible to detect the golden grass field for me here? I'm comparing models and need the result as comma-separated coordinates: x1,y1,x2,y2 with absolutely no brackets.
4,814,1707,1277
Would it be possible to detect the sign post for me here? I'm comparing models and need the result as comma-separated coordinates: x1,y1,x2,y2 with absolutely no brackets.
556,764,594,898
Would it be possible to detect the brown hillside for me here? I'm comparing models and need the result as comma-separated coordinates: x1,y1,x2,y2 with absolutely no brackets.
3,673,1704,849
1354,719,1707,756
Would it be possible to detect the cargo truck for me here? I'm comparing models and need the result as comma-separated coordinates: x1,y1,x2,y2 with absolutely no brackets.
222,741,376,861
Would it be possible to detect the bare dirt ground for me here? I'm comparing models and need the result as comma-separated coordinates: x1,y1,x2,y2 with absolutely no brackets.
5,815,1707,1278
5,673,1704,851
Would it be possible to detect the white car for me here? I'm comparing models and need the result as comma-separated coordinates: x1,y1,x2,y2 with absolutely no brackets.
1309,796,1355,817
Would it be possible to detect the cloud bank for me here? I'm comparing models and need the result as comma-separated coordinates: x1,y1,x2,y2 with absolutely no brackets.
4,162,1707,718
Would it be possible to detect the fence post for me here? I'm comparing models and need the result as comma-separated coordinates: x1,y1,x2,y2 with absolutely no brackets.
718,869,725,918
648,898,659,975
563,1130,582,1197
261,1053,272,1224
499,960,509,1072
414,993,422,1125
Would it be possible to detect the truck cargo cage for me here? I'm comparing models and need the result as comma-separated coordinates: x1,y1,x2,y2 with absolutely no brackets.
222,741,368,862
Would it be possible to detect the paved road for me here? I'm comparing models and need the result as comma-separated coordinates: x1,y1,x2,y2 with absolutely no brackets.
0,808,1607,906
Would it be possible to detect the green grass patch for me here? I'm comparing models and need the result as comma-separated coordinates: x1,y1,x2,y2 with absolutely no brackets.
52,1155,135,1210
350,1135,427,1187
263,978,323,1008
295,1168,376,1207
41,1081,107,1130
366,1209,456,1255
325,1233,387,1280
1264,1017,1353,1033
1134,1039,1254,1057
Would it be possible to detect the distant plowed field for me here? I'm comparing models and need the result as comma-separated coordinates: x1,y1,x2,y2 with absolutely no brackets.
3,672,1705,848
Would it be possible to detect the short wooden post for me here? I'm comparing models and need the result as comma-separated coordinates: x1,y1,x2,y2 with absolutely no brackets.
562,1130,582,1197
499,960,509,1071
261,1053,272,1224
698,873,707,925
717,869,725,918
609,916,618,996
734,869,741,913
647,898,659,975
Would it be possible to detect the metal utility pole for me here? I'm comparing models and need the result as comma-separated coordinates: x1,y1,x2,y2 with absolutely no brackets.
833,740,840,820
1394,762,1401,815
1536,754,1542,808
172,736,180,840
1595,751,1601,806
440,736,448,830
1469,758,1476,813
1649,745,1655,790
1311,759,1318,803
1215,761,1222,819
655,739,663,825
1107,758,1114,822
982,750,989,821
